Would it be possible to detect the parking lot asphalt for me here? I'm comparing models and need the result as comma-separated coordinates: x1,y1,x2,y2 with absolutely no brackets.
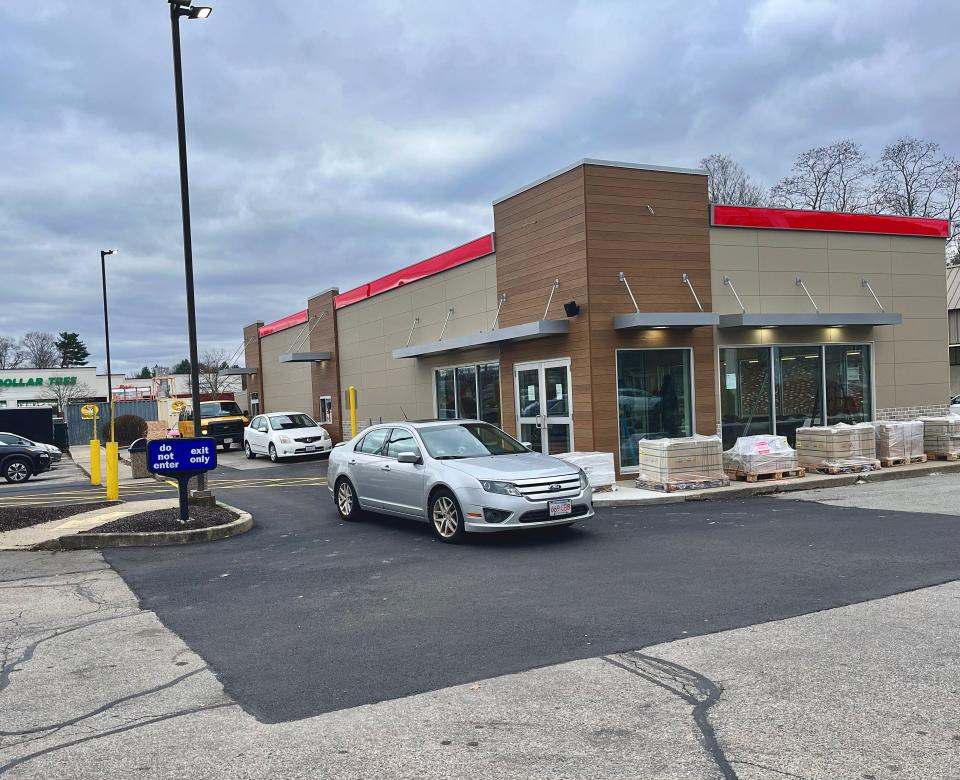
102,473,960,724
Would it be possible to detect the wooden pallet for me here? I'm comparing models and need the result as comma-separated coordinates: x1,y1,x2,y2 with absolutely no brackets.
636,477,730,493
806,460,881,475
879,454,928,467
926,452,960,462
725,467,805,483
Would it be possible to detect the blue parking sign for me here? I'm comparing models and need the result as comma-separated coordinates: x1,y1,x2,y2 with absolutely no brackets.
147,438,218,474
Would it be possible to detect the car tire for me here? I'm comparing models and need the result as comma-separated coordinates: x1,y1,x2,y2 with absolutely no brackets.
244,442,256,460
269,444,279,463
429,488,465,544
334,477,361,521
3,458,32,484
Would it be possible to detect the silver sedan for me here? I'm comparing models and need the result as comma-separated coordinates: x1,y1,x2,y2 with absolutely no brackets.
327,420,594,543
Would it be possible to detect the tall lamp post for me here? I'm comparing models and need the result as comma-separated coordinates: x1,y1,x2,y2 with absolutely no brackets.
168,0,213,498
99,248,119,501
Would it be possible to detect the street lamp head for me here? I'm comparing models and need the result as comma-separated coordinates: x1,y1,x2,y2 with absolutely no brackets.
189,6,212,18
102,249,118,256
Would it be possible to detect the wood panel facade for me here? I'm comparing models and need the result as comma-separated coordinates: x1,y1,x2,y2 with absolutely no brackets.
493,162,717,474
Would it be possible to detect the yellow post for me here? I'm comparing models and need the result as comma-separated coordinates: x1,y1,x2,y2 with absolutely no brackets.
349,386,357,438
89,439,101,486
105,441,119,501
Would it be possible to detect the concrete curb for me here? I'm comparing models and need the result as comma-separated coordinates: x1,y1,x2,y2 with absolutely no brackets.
34,502,253,551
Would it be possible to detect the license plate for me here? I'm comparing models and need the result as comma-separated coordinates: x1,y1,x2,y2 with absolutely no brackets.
548,499,572,517
305,445,316,452
224,438,234,444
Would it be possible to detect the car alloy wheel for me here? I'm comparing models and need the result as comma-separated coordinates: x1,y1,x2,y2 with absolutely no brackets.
5,459,30,484
269,444,278,463
335,478,360,521
244,442,255,460
430,490,464,543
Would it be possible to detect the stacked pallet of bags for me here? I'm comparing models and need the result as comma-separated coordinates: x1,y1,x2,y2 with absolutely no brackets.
795,422,880,473
554,452,617,492
723,435,801,481
636,435,729,492
874,421,925,465
920,416,960,460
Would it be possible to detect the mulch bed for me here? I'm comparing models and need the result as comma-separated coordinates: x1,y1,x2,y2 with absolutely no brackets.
0,503,115,533
83,504,238,534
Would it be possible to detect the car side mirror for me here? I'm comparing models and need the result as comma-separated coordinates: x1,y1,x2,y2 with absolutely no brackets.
397,452,421,464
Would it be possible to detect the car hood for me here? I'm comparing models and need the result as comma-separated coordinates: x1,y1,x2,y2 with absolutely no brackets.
439,452,577,480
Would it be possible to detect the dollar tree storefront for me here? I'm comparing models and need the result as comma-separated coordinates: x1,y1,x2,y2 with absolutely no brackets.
0,368,122,412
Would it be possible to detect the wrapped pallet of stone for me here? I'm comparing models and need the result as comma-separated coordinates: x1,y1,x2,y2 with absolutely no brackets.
919,415,960,460
795,422,879,473
874,420,926,465
554,452,617,492
723,435,800,479
636,435,729,492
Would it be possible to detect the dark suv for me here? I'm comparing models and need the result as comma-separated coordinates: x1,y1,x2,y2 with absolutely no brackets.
0,433,52,484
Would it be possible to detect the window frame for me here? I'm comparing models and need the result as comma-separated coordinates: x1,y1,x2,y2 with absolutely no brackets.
432,361,500,424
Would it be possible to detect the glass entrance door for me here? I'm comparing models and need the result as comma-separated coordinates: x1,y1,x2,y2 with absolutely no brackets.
514,359,573,454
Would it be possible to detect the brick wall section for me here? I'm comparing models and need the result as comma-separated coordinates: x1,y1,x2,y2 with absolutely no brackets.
243,321,264,410
875,405,950,420
307,289,342,443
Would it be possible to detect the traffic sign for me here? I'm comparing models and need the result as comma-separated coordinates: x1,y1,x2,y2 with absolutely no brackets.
80,403,99,419
171,399,187,412
147,438,218,523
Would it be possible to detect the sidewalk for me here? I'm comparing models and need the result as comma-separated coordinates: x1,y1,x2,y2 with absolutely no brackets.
69,443,154,485
592,457,960,506
0,498,177,550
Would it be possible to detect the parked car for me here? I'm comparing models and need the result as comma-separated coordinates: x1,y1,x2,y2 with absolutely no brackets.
951,394,960,416
178,400,249,451
0,433,51,483
327,420,594,543
0,432,61,464
244,412,332,461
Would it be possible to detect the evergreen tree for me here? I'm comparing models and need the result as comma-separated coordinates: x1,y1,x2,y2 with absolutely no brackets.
56,332,90,367
172,358,191,374
136,366,153,379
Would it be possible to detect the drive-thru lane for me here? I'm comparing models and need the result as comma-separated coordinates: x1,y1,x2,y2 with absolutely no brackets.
103,477,960,723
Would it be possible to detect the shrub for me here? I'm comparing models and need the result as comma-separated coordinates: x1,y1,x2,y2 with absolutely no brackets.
101,415,148,446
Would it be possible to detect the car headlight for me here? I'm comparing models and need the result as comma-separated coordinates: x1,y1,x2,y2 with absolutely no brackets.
578,468,589,489
480,480,522,497
279,435,293,444
201,428,208,434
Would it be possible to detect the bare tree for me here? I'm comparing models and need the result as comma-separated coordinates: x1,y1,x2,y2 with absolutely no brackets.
701,154,765,205
872,137,949,217
770,140,872,212
193,348,240,396
20,331,60,369
0,336,24,369
39,380,94,416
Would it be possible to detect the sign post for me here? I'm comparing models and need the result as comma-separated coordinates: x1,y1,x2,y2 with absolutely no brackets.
147,438,217,523
81,404,101,487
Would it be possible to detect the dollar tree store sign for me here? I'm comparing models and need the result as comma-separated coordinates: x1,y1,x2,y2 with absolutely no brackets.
0,377,78,387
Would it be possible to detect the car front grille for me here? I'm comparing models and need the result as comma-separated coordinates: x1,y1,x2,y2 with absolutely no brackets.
511,474,581,501
518,504,589,523
208,421,243,437
295,436,324,443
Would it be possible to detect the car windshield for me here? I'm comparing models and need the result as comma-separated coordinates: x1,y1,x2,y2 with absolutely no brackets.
419,423,527,459
269,413,317,430
199,401,243,418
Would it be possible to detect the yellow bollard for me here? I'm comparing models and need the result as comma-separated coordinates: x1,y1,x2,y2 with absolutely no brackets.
105,441,119,501
89,439,101,486
349,386,357,438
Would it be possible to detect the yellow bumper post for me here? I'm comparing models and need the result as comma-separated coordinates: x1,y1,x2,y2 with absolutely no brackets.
89,439,101,485
105,441,119,501
349,386,357,438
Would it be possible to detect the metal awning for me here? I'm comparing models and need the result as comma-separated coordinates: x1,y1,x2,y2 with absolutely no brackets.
220,367,257,376
392,319,570,359
614,312,719,330
278,351,333,363
717,312,902,328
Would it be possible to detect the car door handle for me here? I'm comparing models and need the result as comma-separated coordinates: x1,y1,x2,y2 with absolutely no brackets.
381,465,391,471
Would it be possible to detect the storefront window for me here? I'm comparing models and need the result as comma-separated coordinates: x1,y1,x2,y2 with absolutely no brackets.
435,363,500,424
775,345,823,444
825,344,871,425
617,349,692,469
719,347,773,449
435,368,456,419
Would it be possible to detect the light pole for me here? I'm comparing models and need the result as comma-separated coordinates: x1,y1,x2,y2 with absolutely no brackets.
99,248,119,501
168,0,213,498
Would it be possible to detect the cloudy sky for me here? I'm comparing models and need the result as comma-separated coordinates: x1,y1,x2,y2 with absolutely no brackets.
1,0,957,373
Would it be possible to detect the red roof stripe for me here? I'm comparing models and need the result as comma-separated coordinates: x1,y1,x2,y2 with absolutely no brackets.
712,205,949,238
258,309,308,338
335,234,495,309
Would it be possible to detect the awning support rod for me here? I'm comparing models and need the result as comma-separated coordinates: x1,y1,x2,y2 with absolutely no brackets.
681,273,704,312
491,293,507,331
438,308,454,341
405,316,420,347
287,311,326,354
619,272,640,313
795,277,820,313
722,275,746,313
542,279,560,321
861,278,886,312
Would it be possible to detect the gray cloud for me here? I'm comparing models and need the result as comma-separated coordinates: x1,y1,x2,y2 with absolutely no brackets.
1,0,958,373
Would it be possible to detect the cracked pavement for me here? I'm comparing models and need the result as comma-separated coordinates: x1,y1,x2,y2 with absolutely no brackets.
2,551,959,779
